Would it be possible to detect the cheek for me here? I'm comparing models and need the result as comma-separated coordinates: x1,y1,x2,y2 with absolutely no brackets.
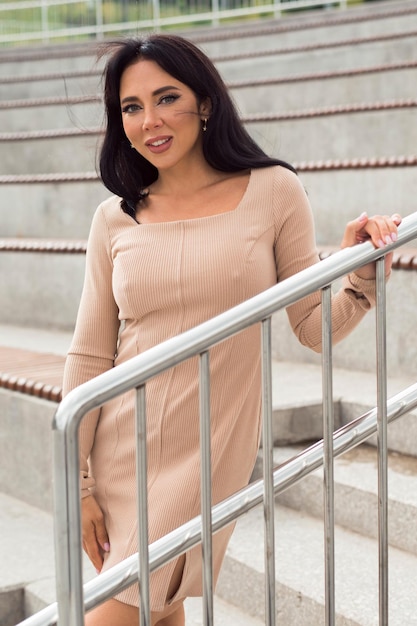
122,118,137,138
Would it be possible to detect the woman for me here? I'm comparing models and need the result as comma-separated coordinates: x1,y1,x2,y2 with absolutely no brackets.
62,34,400,626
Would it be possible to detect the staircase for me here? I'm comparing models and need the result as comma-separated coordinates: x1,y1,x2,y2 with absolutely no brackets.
1,0,417,623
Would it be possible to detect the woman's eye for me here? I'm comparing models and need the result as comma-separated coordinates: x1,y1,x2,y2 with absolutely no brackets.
121,104,142,114
159,94,179,105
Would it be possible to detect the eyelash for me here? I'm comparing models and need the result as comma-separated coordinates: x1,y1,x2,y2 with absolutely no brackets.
121,93,180,115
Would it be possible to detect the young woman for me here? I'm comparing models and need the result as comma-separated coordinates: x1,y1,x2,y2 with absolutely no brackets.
62,34,401,626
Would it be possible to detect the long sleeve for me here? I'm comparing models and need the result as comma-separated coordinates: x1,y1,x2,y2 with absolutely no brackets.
62,203,120,496
272,167,377,353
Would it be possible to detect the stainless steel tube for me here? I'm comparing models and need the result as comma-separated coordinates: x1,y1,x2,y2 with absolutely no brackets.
376,258,388,626
321,286,335,626
200,351,214,626
136,385,151,626
262,318,276,626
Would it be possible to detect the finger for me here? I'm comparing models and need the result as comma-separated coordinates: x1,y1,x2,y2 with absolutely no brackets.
95,520,110,554
82,534,104,571
364,215,399,249
340,212,369,248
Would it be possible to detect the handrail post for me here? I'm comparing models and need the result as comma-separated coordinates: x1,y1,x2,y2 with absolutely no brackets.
321,286,335,626
53,417,85,625
136,385,151,626
200,351,214,625
262,318,276,626
376,258,388,625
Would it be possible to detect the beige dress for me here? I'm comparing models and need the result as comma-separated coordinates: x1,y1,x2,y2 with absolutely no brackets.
62,165,375,610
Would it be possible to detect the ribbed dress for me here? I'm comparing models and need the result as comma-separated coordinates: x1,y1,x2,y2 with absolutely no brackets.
62,165,376,611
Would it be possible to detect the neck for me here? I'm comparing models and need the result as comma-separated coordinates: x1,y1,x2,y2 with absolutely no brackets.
152,161,223,197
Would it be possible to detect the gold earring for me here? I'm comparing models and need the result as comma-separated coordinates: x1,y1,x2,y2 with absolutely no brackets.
130,143,135,149
202,118,207,132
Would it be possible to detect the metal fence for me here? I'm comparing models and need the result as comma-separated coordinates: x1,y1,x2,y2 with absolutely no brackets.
17,210,417,626
0,0,348,45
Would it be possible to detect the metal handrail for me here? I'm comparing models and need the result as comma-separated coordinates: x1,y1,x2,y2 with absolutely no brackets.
20,211,417,625
18,380,417,626
53,212,417,427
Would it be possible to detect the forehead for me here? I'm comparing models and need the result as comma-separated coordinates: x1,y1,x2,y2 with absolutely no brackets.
119,59,187,96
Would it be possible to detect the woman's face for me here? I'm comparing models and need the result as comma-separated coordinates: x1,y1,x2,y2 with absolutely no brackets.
119,59,209,173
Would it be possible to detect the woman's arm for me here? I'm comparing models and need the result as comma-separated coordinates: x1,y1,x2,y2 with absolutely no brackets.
62,203,120,496
272,168,400,353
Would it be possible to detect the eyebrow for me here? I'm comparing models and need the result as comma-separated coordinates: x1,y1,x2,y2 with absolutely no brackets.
120,85,181,105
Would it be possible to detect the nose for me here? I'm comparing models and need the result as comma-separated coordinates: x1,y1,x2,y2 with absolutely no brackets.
142,107,162,131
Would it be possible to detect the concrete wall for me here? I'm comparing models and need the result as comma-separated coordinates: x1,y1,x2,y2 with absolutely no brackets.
0,180,109,239
0,389,56,512
0,251,85,330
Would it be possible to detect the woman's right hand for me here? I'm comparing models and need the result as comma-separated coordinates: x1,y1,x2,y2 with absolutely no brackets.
81,495,110,572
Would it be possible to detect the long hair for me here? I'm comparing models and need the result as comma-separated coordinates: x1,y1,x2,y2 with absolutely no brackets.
99,34,296,218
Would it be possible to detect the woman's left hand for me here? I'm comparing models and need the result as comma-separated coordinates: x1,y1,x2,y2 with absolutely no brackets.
340,212,402,279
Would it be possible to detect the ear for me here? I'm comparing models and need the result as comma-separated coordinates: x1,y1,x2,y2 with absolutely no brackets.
199,97,212,119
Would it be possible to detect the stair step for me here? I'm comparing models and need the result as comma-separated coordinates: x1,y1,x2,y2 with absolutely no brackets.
253,443,417,556
185,596,263,625
218,502,417,625
0,492,262,625
0,492,94,624
0,167,416,241
1,104,415,175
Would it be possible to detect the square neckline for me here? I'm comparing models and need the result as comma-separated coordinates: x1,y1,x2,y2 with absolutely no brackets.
128,169,254,227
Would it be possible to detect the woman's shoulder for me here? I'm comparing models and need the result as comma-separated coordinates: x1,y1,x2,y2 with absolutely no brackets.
96,194,124,217
251,164,304,202
93,194,132,227
252,163,299,190
87,195,133,243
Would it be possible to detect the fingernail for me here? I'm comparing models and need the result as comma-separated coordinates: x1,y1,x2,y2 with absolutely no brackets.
377,239,385,248
104,542,110,552
391,232,398,242
385,235,393,245
358,212,367,221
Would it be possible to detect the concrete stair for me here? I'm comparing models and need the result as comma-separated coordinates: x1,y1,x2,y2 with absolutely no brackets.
0,492,263,626
1,104,416,174
0,166,416,241
1,323,416,623
218,500,417,625
1,0,417,623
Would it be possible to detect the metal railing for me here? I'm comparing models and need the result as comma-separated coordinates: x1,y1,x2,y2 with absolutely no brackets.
0,0,349,45
18,210,417,626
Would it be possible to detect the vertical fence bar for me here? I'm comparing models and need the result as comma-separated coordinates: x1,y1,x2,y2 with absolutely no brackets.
41,0,49,44
199,351,214,626
53,425,85,626
136,385,151,626
152,0,161,31
95,0,104,40
261,317,276,626
321,286,335,626
274,0,281,18
211,0,220,28
375,258,388,626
